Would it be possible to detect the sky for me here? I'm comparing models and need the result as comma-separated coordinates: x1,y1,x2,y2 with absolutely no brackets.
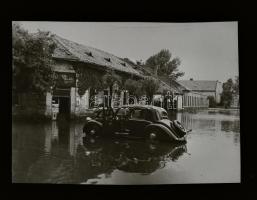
18,21,238,83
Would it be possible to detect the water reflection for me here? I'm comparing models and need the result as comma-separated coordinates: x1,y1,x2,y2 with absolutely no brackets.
12,110,240,184
221,120,240,133
80,137,187,176
12,120,186,183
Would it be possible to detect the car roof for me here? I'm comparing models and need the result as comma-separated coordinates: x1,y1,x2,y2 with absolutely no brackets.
119,105,167,113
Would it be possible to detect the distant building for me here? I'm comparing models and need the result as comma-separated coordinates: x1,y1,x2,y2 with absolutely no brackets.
178,79,222,104
158,76,209,110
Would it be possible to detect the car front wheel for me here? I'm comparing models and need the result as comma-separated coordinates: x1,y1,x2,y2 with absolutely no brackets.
146,127,171,142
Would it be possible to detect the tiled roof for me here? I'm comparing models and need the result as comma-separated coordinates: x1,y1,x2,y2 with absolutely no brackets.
158,76,190,93
51,34,141,77
178,80,219,91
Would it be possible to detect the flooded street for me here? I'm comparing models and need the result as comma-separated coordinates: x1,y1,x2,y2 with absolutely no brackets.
12,110,240,184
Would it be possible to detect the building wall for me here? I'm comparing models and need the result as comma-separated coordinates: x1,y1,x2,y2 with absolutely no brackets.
215,81,222,103
189,81,222,104
182,92,209,108
177,95,183,110
71,87,90,117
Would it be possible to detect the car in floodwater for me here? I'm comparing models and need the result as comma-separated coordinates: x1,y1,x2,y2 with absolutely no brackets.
83,105,191,143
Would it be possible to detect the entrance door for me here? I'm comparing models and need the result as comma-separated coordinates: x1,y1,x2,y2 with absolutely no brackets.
58,97,70,121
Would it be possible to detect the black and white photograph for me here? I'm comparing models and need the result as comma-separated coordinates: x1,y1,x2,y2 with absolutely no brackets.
12,21,240,184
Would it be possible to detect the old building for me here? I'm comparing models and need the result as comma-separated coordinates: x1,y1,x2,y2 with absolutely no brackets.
178,79,222,104
47,34,143,119
158,76,209,109
13,34,211,119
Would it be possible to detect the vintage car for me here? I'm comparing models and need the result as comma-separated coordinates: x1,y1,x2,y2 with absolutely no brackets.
82,105,191,142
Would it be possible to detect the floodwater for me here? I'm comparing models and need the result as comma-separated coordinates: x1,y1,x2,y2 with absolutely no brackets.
12,109,240,184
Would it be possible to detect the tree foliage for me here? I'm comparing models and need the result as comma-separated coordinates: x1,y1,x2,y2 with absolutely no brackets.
124,79,144,99
233,76,239,95
220,78,234,108
207,96,216,108
102,70,122,106
77,67,104,96
145,49,184,79
141,76,160,104
12,22,56,94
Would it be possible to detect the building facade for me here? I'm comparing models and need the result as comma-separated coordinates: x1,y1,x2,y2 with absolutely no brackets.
13,34,211,119
178,79,222,104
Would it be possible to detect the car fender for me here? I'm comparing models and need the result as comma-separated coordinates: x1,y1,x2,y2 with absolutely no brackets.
83,120,103,133
144,123,182,141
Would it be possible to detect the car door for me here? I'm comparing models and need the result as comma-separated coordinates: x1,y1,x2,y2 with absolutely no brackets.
125,108,152,136
111,107,130,134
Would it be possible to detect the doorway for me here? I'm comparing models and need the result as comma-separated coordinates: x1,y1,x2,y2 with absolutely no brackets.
58,97,70,121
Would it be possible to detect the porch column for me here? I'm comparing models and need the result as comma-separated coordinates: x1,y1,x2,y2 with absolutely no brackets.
70,87,76,116
45,92,52,117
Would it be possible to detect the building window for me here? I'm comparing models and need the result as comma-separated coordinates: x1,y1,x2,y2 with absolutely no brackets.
104,58,111,62
85,51,93,57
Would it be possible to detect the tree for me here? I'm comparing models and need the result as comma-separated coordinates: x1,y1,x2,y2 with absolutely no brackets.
12,22,56,95
233,76,239,95
124,79,144,100
102,70,122,107
141,76,160,104
207,96,216,108
145,49,184,79
220,78,234,108
77,67,103,96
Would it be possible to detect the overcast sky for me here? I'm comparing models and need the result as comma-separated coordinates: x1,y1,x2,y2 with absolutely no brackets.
19,21,238,83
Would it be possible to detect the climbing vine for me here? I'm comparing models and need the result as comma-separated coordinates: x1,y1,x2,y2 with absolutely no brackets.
76,67,104,96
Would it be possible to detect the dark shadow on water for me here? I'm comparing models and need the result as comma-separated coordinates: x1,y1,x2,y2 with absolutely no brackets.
221,120,240,133
78,137,187,177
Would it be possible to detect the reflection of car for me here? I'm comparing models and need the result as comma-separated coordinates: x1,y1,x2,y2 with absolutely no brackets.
81,137,187,174
83,105,191,142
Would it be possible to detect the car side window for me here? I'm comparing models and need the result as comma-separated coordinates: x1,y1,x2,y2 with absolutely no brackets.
116,108,129,119
130,109,145,120
145,110,153,121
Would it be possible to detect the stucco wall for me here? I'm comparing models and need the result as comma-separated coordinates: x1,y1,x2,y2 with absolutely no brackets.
215,81,222,103
71,87,90,117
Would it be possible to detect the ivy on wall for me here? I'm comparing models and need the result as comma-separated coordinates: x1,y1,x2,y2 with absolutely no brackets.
76,67,104,96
